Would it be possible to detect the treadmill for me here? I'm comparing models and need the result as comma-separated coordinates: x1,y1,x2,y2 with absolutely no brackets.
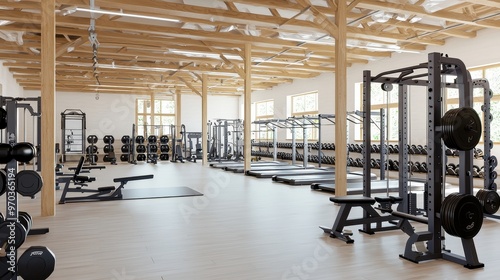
273,171,377,185
248,167,335,178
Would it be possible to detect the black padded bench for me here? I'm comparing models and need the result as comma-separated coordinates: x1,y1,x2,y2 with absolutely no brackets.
320,195,401,243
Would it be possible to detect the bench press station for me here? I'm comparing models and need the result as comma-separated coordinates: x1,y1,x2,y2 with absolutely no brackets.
320,195,404,243
59,156,153,203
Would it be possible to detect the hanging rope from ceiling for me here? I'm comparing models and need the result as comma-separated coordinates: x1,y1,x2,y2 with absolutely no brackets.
88,0,101,87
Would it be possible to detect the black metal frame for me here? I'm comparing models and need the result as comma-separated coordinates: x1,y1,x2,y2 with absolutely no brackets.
365,52,483,268
1,97,48,280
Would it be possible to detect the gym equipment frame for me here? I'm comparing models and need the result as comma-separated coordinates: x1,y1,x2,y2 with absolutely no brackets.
364,52,483,268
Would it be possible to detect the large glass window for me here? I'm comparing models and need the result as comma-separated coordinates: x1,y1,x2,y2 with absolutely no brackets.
355,83,397,141
136,98,175,137
288,91,318,140
446,63,500,143
253,100,274,140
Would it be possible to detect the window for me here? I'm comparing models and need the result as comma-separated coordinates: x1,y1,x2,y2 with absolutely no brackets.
252,100,274,141
355,83,397,142
136,98,175,137
288,91,318,140
445,63,500,143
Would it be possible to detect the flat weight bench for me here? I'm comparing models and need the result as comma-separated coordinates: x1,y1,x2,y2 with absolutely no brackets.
59,156,154,203
320,196,402,243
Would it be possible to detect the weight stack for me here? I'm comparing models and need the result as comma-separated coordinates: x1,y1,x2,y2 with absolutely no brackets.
86,135,98,163
136,136,146,162
159,135,170,161
102,135,116,164
120,135,131,162
147,135,158,164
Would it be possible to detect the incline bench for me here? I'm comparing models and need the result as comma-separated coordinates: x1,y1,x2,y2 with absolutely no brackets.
59,156,153,203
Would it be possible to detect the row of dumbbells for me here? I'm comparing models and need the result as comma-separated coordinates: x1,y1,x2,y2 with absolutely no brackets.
445,148,484,158
348,143,427,155
251,150,337,165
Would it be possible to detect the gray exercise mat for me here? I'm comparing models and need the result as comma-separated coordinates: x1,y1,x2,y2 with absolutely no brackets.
121,187,203,200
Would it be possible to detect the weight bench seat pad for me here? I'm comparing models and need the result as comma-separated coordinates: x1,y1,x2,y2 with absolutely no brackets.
374,196,403,203
330,196,375,204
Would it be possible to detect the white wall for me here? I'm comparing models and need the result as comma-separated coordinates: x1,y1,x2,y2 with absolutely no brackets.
0,60,23,98
180,94,240,132
24,90,139,149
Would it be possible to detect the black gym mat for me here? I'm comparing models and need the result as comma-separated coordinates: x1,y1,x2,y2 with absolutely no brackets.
121,187,203,200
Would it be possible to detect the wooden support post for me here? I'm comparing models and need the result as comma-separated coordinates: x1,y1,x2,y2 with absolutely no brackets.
244,43,252,171
334,0,348,196
176,88,182,138
202,74,208,166
41,0,56,216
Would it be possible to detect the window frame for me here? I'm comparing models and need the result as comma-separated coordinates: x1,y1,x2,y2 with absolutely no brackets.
136,97,176,137
288,91,319,141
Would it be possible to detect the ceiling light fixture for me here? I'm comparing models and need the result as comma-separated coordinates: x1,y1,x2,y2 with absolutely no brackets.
348,44,420,54
74,8,180,23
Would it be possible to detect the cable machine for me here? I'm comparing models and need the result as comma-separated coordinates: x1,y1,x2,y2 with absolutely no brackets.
60,109,85,163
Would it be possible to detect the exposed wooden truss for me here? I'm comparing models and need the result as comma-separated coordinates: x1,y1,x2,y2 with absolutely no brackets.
0,0,497,95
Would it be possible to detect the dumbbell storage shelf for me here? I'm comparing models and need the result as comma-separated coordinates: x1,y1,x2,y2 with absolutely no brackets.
1,97,53,280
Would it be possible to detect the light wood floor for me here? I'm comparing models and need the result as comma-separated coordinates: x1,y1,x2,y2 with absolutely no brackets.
15,161,500,280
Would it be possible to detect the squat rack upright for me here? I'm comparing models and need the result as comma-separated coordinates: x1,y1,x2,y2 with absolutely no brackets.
364,52,482,268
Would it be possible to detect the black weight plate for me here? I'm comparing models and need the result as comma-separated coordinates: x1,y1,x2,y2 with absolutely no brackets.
120,154,129,162
16,170,43,197
86,135,98,144
159,154,169,161
103,135,114,144
0,221,27,249
121,135,130,144
483,190,500,215
442,107,482,151
135,136,145,144
453,194,483,239
18,246,56,280
136,145,146,153
160,135,169,144
0,170,6,196
103,145,114,153
160,145,170,153
489,156,498,168
148,135,157,143
121,145,129,153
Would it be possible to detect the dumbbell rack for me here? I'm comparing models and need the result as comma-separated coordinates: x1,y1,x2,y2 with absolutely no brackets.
146,135,158,164
364,52,483,268
1,98,51,279
159,135,170,161
85,135,98,165
474,79,499,219
102,135,116,164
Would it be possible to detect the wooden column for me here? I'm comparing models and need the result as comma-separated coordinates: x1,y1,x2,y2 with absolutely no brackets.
175,88,182,138
41,0,56,216
201,74,208,166
334,0,348,196
243,43,252,171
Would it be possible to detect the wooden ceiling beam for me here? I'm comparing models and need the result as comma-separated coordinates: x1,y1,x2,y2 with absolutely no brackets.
357,0,500,29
